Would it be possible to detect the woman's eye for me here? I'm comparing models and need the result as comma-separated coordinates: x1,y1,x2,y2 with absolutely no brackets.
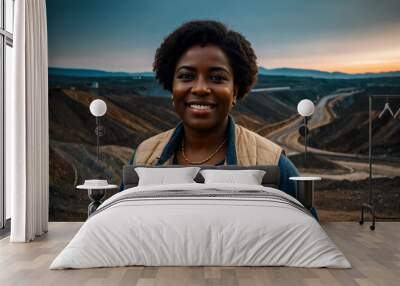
210,75,227,82
177,73,194,81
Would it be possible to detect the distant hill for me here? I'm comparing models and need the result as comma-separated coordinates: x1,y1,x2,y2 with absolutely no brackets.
258,67,400,79
49,67,155,78
49,66,400,80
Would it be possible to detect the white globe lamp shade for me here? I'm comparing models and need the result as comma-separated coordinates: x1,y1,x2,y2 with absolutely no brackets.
90,99,107,117
297,99,315,117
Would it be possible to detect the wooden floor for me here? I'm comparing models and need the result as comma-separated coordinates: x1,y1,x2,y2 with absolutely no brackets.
0,222,399,286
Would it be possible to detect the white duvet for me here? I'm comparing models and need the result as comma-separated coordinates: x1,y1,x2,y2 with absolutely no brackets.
50,183,351,269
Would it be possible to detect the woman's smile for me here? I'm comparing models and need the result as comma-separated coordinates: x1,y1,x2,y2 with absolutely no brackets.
185,100,217,115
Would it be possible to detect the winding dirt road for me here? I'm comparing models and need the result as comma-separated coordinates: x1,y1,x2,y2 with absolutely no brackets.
267,89,400,180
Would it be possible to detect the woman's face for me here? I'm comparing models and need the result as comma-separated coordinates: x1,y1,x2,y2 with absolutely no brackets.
172,44,236,131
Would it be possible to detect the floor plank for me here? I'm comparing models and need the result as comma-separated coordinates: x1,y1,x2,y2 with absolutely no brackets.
0,222,399,286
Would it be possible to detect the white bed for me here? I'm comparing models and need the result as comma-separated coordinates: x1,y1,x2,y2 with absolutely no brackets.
50,183,351,269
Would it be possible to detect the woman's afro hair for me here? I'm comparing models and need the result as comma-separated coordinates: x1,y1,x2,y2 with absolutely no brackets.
153,20,258,100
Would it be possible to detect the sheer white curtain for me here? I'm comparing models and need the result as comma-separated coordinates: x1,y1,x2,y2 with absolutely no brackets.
7,0,49,242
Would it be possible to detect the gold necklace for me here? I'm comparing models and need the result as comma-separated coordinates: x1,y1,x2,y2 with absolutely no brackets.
181,137,227,165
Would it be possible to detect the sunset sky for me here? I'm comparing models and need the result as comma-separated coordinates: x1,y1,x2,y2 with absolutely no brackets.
47,0,400,74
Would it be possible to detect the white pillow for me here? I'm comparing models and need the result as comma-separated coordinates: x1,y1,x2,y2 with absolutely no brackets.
200,169,266,185
135,167,201,186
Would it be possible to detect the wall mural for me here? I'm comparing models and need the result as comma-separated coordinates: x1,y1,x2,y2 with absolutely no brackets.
47,0,400,221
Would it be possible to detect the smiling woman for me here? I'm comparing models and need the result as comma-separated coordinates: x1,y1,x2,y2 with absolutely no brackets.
172,45,235,165
122,20,302,205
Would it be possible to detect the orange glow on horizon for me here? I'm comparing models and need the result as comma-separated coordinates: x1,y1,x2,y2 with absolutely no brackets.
265,60,400,75
264,63,400,75
315,63,400,74
258,25,400,75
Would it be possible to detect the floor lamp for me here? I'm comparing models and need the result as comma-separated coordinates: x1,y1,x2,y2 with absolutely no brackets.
360,94,400,230
297,99,315,165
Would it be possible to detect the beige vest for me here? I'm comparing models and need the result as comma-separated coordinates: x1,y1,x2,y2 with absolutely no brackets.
133,124,282,166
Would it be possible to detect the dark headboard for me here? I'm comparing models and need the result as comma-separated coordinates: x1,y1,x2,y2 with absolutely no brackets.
123,165,280,190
